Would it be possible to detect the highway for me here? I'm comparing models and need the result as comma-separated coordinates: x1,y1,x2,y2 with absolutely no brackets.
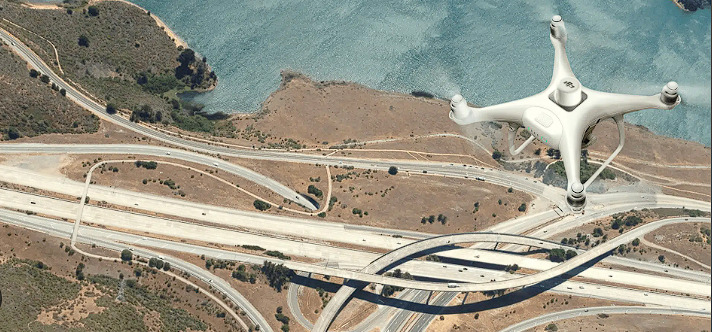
1,187,708,295
3,207,709,331
499,306,711,332
0,161,708,286
0,209,273,332
0,143,317,210
312,217,711,331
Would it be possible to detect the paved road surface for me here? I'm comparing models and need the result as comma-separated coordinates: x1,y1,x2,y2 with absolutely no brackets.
313,217,711,331
0,209,273,332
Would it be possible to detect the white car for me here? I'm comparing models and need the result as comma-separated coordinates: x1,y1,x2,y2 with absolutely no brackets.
213,162,219,167
166,152,171,155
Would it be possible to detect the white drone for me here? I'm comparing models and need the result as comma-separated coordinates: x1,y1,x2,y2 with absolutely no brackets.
450,15,681,212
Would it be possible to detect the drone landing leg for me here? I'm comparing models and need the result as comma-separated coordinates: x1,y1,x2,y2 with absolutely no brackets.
583,115,625,189
508,125,536,156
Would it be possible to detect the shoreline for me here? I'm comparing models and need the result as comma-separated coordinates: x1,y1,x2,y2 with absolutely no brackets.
97,0,188,49
21,0,188,49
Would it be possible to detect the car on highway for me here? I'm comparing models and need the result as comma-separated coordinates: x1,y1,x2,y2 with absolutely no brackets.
475,176,485,181
166,152,171,155
213,162,219,167
447,283,459,288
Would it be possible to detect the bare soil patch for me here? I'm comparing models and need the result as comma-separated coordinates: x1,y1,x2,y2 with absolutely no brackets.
546,312,710,332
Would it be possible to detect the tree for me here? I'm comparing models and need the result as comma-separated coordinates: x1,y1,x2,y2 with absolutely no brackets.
106,103,117,114
87,5,99,16
518,203,527,212
388,166,398,175
155,259,164,270
40,74,50,84
7,127,21,140
78,35,90,47
253,200,271,211
592,227,603,237
307,185,323,198
59,88,67,96
492,150,502,160
545,323,558,331
658,255,665,263
29,69,39,78
121,249,133,261
565,249,578,260
148,257,157,268
632,238,640,246
162,262,171,271
548,248,566,262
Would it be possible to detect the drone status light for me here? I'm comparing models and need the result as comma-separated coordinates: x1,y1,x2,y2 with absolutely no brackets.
449,15,681,212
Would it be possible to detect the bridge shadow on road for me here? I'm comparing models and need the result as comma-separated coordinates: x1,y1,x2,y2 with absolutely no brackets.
290,247,611,315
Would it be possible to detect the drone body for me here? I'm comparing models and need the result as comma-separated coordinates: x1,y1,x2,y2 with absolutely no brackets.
450,15,681,212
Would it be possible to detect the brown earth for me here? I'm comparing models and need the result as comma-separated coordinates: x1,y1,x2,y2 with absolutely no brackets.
541,313,710,332
0,222,243,331
645,222,711,270
427,290,631,331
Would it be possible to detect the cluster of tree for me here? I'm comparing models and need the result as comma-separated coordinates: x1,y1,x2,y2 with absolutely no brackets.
135,160,158,169
381,284,404,297
241,245,265,251
504,264,520,273
546,148,561,159
231,264,256,283
175,48,217,89
352,208,367,217
560,232,590,247
204,258,230,270
548,248,577,262
136,72,185,95
307,185,323,198
610,215,642,231
261,261,294,292
265,250,291,260
275,306,290,332
425,255,441,262
253,199,271,211
148,257,170,271
75,262,86,280
420,214,447,225
616,244,631,255
130,105,163,123
685,208,706,217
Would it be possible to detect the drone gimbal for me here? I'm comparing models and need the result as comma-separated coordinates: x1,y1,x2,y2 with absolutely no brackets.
450,15,681,212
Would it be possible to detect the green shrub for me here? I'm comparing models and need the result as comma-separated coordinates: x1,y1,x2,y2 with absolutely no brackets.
253,200,271,211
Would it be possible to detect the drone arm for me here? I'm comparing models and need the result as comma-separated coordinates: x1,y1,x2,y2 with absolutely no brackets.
450,95,534,126
583,115,624,189
549,16,575,88
583,83,681,119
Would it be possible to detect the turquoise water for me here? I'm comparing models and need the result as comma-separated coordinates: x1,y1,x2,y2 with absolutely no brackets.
130,0,711,145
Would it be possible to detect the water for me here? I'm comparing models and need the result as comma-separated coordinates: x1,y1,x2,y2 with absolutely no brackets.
130,0,711,145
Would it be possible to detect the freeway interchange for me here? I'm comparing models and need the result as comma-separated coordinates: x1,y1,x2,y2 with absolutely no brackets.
1,27,711,332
